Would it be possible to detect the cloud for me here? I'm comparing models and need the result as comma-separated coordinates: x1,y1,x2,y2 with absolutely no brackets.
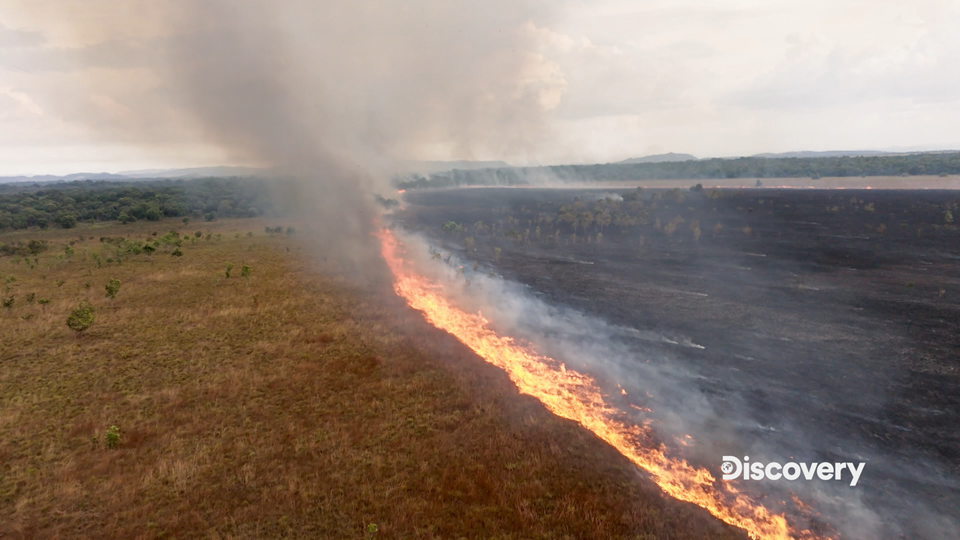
0,87,44,118
0,23,45,48
2,0,960,171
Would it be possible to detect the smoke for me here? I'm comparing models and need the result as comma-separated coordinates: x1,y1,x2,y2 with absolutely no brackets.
19,0,561,269
387,223,960,540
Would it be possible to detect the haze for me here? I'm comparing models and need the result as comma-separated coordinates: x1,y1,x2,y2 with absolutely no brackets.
1,0,959,175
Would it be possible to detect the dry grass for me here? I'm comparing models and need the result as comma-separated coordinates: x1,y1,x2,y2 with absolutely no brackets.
0,218,744,539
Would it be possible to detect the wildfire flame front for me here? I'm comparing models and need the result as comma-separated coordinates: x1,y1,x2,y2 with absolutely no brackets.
378,229,822,540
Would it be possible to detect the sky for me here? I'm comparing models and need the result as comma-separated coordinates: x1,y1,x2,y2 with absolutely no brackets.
1,0,959,175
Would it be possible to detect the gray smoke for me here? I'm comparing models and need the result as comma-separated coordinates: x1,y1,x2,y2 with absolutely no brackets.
388,226,960,540
24,0,559,268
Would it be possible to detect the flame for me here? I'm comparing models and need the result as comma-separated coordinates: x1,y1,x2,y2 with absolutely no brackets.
378,229,811,540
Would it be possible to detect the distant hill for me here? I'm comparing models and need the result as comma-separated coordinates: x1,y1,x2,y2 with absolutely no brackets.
0,167,264,184
0,172,131,184
1,162,515,184
617,153,697,164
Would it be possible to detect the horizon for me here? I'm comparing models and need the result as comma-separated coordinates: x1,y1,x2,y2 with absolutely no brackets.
5,146,960,178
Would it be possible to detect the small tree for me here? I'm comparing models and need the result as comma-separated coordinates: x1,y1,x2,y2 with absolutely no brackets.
67,301,95,336
105,278,121,300
664,221,677,238
493,247,502,263
57,213,78,229
241,264,252,278
104,425,120,449
225,263,235,278
441,221,463,234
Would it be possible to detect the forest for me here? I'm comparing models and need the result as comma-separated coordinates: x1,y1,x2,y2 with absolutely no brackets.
0,178,274,230
396,152,960,190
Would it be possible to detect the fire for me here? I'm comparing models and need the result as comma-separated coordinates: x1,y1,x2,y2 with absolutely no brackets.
378,229,809,540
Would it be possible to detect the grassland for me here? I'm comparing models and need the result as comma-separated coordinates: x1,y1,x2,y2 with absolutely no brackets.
0,218,743,539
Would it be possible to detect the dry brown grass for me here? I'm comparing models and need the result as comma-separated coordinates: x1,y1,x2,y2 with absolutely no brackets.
0,218,745,539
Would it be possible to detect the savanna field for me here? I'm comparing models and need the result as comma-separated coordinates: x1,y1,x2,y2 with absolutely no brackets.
0,218,745,539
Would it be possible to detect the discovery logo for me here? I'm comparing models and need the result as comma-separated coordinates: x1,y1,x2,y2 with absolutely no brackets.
721,456,866,487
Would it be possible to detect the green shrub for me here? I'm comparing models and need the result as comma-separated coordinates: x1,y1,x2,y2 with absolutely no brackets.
105,278,121,300
66,301,95,335
104,425,120,449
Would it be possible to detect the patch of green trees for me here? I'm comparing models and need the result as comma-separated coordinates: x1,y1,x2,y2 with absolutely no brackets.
0,178,275,230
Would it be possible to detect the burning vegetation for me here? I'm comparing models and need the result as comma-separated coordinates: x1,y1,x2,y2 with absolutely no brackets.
378,228,827,540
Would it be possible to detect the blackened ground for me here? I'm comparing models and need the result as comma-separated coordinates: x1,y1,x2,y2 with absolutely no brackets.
397,187,960,539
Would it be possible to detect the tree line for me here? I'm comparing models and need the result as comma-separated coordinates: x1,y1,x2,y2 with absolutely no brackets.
396,152,960,190
0,178,275,230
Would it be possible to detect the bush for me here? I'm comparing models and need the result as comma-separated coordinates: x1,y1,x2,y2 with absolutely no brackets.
104,425,120,449
105,278,121,300
441,221,463,234
66,301,95,335
241,264,252,278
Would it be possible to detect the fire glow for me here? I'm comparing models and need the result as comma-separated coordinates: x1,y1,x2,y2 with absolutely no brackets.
378,229,819,540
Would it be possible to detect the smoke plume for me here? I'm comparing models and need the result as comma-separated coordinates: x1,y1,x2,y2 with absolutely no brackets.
22,0,560,267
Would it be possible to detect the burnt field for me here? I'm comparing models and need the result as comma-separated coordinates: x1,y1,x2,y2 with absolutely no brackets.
396,186,960,538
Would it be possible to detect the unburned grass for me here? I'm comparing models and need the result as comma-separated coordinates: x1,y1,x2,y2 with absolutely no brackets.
0,219,744,539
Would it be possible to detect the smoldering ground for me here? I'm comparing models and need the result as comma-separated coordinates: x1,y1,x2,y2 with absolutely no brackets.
391,187,960,540
10,0,562,272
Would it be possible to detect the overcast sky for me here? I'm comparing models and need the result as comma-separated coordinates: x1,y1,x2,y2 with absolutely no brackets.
1,0,959,175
